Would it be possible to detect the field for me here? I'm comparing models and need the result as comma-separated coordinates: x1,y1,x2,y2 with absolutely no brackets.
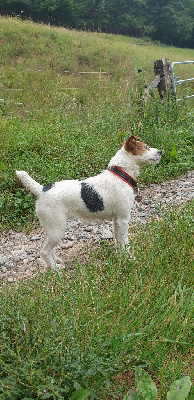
0,16,194,399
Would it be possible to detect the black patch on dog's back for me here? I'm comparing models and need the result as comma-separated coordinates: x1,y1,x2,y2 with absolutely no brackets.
81,182,104,212
42,183,55,192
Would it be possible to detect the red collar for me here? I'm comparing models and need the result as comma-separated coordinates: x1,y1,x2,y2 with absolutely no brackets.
108,166,142,202
108,165,137,189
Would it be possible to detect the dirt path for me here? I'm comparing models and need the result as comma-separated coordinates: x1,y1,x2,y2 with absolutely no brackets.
0,171,193,284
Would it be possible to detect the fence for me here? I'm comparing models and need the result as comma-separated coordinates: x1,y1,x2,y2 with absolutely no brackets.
170,61,194,102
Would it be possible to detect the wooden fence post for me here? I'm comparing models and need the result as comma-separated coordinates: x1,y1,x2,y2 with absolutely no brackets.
154,58,170,99
143,58,170,101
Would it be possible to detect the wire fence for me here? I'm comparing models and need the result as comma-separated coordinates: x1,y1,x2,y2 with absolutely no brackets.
1,62,193,113
170,61,194,101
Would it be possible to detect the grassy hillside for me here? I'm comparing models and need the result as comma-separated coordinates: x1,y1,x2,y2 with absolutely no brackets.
0,16,194,115
0,17,193,229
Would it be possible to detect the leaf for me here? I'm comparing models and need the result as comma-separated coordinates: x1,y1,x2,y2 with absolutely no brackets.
123,389,144,399
167,376,191,400
0,162,6,171
135,368,157,400
70,388,90,400
73,382,82,390
170,145,177,161
39,394,52,399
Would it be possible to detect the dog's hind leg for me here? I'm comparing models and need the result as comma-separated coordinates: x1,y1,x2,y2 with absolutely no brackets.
41,237,62,270
39,216,67,271
113,218,129,250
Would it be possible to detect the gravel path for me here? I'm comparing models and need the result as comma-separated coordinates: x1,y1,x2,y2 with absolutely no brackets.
0,171,193,284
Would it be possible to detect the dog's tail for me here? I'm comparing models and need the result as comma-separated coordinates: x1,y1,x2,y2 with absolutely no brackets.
16,170,43,197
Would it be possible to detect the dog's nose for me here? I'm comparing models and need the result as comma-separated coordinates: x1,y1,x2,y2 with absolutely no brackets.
158,150,162,155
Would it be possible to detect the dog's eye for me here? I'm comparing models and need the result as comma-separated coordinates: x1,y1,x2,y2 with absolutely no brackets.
145,145,149,150
137,144,141,149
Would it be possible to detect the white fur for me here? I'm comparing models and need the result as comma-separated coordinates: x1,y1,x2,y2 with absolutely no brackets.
16,140,162,270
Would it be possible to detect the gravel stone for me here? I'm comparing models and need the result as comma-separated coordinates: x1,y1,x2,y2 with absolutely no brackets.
30,235,41,241
13,254,28,262
0,171,193,283
7,277,15,283
0,257,8,265
4,263,16,269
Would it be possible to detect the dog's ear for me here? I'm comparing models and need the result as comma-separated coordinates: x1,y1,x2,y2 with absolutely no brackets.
124,135,141,153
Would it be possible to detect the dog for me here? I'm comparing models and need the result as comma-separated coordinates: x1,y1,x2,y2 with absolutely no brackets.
16,135,162,270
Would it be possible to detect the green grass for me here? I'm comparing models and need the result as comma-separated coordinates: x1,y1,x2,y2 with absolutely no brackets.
0,203,193,399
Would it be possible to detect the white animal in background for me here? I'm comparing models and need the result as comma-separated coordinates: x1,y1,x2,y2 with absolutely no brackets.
16,135,162,270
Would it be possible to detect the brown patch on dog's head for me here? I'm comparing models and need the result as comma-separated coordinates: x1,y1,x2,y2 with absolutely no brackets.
124,135,150,155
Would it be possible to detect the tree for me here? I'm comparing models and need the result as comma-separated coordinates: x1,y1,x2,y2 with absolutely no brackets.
146,0,194,46
32,0,74,25
0,0,31,16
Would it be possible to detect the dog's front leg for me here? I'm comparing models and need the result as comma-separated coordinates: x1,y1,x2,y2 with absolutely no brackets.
113,218,129,250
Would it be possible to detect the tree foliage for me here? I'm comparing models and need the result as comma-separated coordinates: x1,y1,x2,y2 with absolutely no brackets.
0,0,194,47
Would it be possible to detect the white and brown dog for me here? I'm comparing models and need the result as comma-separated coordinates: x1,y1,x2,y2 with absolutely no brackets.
16,135,162,270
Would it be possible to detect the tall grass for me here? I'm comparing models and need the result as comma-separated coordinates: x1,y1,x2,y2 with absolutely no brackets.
0,203,193,399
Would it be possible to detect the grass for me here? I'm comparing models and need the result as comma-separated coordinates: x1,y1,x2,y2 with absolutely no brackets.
0,203,193,399
1,18,194,229
0,16,193,399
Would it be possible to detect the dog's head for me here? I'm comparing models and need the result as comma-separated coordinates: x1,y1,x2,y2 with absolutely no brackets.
123,135,162,165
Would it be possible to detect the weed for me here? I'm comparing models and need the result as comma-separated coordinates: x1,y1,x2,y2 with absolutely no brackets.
123,369,191,400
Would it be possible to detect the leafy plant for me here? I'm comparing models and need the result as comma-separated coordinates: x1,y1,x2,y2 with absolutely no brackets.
70,388,90,400
135,368,157,399
167,376,192,400
124,369,191,400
